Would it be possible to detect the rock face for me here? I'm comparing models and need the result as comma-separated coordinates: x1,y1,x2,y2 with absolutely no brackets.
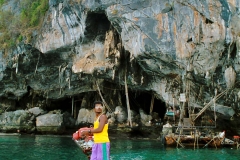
28,107,47,116
76,108,95,124
0,0,240,134
114,106,127,123
0,108,74,133
36,113,65,133
139,109,152,126
0,110,35,132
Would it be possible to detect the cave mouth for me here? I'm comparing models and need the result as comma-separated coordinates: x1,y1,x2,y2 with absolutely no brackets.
125,90,166,121
84,12,111,42
46,90,166,122
48,96,82,118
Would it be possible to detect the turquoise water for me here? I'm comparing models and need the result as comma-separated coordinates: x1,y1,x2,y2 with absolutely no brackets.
0,135,239,160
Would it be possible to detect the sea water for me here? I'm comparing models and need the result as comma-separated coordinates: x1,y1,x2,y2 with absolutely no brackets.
0,135,239,160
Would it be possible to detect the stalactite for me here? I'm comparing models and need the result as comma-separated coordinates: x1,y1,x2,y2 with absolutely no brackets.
69,79,71,89
205,71,210,79
224,66,236,88
149,94,155,114
34,53,40,75
112,69,115,80
59,87,62,95
115,49,120,64
227,42,233,62
16,62,18,74
141,75,144,85
66,77,71,89
46,91,48,100
59,65,62,83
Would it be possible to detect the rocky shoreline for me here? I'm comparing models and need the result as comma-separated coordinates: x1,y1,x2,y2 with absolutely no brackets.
0,106,163,139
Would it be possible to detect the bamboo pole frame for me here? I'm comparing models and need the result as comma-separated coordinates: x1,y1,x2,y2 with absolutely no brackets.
124,69,132,127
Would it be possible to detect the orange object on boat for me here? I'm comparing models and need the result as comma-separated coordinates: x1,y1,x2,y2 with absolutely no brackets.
233,136,239,139
73,132,79,140
72,127,93,140
72,127,94,159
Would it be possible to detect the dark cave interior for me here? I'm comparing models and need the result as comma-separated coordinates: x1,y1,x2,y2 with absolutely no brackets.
45,90,167,122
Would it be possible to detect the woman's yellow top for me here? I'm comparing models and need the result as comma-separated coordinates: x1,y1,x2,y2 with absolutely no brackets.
93,115,110,143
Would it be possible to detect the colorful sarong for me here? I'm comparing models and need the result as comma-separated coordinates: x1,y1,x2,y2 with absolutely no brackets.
90,142,110,160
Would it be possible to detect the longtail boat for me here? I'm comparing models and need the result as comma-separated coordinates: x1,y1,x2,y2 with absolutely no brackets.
72,127,93,159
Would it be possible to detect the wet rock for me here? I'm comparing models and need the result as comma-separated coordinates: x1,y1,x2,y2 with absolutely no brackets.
0,98,16,114
75,108,95,125
28,107,46,116
139,109,152,126
63,112,76,128
0,110,35,132
114,106,127,123
36,113,65,133
106,112,116,125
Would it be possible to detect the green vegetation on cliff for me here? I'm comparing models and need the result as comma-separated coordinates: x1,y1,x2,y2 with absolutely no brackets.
0,0,5,6
0,0,49,50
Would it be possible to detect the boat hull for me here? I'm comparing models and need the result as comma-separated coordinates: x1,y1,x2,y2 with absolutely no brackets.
73,139,92,159
164,135,226,148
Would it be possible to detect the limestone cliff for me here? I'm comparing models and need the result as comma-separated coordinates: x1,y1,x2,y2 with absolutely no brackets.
0,0,240,134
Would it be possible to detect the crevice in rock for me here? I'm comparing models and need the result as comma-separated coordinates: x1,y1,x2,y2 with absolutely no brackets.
205,18,214,24
230,43,237,59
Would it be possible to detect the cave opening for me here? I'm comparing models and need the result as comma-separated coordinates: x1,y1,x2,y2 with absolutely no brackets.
48,98,72,113
84,12,111,43
47,96,82,118
122,90,166,121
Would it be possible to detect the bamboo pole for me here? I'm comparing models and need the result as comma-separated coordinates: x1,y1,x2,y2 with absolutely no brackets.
193,89,228,121
194,129,196,150
173,135,185,148
197,132,199,149
203,136,217,148
72,97,74,116
149,94,155,114
96,81,113,113
74,103,77,119
124,70,132,127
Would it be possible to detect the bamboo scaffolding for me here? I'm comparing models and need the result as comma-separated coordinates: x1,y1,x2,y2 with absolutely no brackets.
174,135,185,148
124,70,132,127
193,89,228,122
203,136,217,148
